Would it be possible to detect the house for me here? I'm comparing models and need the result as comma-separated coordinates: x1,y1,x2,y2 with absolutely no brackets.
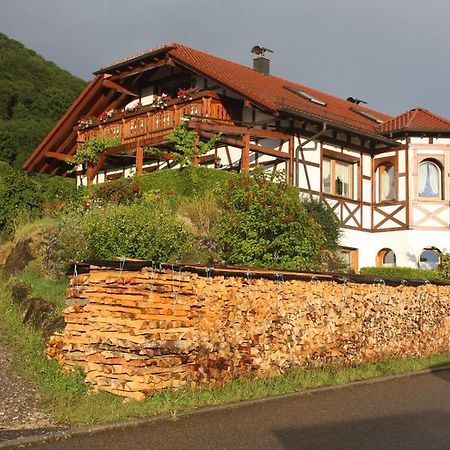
23,42,450,271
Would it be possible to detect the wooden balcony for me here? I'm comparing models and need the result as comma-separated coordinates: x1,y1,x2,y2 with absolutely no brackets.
77,91,234,148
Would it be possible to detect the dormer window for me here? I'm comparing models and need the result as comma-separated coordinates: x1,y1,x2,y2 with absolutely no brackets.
418,159,442,199
283,86,326,107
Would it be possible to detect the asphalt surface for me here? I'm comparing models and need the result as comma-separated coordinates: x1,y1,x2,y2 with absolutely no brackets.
6,369,450,450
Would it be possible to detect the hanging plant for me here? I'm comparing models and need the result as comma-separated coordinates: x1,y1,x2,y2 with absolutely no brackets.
68,136,121,167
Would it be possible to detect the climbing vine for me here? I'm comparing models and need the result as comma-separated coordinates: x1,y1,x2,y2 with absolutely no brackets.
68,136,121,167
165,124,221,167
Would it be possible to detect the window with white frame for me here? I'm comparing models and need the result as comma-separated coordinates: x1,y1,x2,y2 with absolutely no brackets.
418,159,442,199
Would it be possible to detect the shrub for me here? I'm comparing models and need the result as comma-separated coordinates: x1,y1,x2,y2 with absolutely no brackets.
137,166,236,200
216,172,328,271
82,202,190,261
177,194,221,263
302,197,340,251
359,266,444,281
0,165,43,235
439,253,450,280
0,163,77,236
86,177,141,205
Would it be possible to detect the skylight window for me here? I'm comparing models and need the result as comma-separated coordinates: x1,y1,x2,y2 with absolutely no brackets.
350,107,383,124
284,85,326,107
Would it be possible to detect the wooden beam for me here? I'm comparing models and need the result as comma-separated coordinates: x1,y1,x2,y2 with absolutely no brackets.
199,131,290,160
45,151,71,161
43,89,120,175
103,79,139,97
190,122,289,140
192,134,200,167
241,134,250,174
288,136,294,185
110,58,174,81
136,145,144,175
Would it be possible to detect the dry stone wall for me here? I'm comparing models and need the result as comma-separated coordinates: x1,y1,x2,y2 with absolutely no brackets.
47,265,450,400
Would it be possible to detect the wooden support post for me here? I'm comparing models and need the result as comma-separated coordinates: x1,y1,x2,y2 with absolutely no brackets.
136,145,144,175
192,134,200,167
87,153,106,185
242,134,250,174
86,165,94,186
288,137,294,186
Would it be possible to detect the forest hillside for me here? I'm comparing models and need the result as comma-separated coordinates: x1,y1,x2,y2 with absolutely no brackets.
0,33,85,166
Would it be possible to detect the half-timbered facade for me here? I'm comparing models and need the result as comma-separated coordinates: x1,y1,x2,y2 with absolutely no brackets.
24,42,450,271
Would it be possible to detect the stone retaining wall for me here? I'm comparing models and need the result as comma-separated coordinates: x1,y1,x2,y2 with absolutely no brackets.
47,265,450,400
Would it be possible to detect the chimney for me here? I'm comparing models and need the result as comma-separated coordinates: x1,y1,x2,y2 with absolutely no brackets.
253,56,270,75
250,45,273,75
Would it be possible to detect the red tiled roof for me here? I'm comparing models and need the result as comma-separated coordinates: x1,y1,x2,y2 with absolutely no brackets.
378,108,450,134
97,42,393,135
167,43,393,135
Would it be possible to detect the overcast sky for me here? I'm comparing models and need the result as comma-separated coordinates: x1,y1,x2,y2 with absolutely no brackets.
1,0,449,118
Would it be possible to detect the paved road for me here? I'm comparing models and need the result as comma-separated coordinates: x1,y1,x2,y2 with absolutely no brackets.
11,370,450,450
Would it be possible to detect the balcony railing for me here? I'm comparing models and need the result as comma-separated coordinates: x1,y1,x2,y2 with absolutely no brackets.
77,91,233,146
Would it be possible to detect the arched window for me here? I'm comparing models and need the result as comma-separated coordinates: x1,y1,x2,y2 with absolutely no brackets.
376,248,396,267
419,247,441,270
377,163,396,202
418,160,442,199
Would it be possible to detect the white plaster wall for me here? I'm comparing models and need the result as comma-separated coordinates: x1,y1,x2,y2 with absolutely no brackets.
341,228,450,269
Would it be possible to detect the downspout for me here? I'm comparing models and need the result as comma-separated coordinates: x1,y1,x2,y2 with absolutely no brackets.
295,123,327,187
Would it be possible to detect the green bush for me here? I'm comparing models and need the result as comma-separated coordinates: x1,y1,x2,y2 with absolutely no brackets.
0,165,43,235
82,202,190,261
302,197,340,251
0,163,77,236
360,266,444,281
137,166,236,200
216,172,330,271
438,253,450,280
86,177,141,205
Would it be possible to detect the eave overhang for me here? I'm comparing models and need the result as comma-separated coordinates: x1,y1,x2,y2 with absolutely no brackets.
94,44,176,75
279,106,400,148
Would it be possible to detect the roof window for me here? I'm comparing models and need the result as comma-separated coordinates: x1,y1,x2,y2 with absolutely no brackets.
284,85,326,107
350,107,383,123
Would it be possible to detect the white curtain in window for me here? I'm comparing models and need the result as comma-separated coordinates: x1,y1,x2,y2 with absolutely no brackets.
322,159,331,193
381,165,395,201
419,161,440,198
335,161,350,196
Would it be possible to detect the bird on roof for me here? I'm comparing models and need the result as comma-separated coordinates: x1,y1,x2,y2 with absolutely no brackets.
251,45,274,57
347,97,367,105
